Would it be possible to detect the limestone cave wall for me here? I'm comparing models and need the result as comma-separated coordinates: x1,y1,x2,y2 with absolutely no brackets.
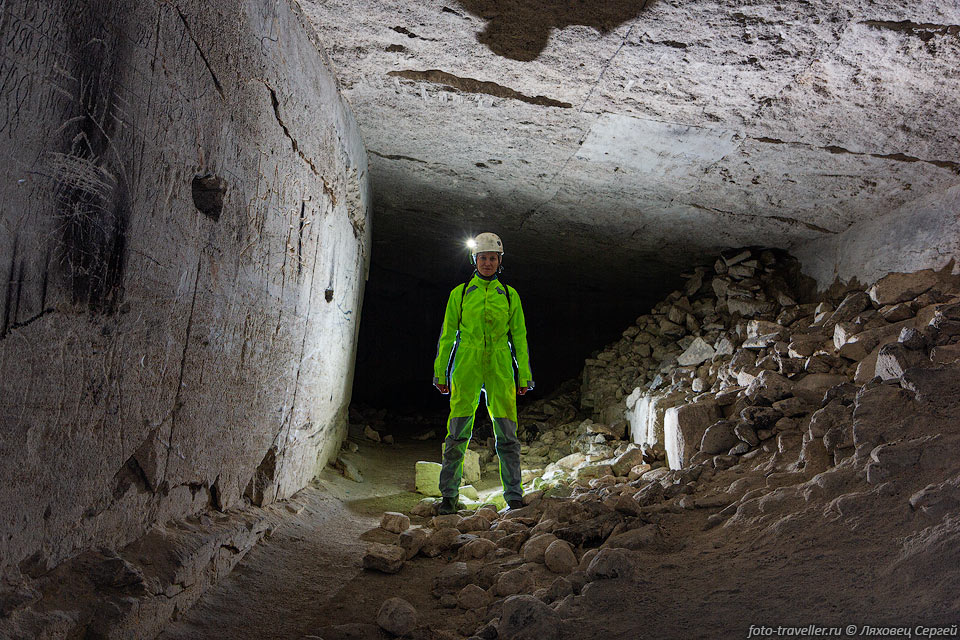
0,0,369,579
796,184,960,291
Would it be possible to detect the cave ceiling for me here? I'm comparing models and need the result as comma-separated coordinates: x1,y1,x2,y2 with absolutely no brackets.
298,0,960,298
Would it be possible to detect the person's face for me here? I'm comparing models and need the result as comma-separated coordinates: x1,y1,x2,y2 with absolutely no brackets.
475,251,501,277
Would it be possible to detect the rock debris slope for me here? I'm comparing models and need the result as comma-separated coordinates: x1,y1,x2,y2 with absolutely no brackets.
346,250,960,639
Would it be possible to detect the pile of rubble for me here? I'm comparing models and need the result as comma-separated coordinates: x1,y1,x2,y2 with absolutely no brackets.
342,251,960,639
509,249,959,490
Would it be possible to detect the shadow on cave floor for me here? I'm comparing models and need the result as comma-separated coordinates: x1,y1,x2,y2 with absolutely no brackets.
453,0,656,61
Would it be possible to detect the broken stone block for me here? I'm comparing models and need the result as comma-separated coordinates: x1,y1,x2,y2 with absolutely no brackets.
398,528,429,560
880,303,915,322
833,322,864,351
808,400,852,438
899,327,927,350
610,446,645,477
380,512,410,534
746,370,794,403
415,461,442,497
875,343,927,380
734,424,759,447
364,425,381,442
868,270,938,306
664,400,721,469
747,319,782,338
788,334,827,358
363,543,405,573
714,336,735,356
772,396,811,417
824,291,871,327
677,337,715,366
376,597,417,636
739,406,782,429
700,420,739,455
724,250,752,267
420,528,460,557
432,514,462,529
457,514,490,533
727,298,775,317
433,561,475,593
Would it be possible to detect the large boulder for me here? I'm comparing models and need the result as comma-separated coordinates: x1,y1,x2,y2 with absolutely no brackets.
664,400,721,469
868,270,938,306
746,370,794,403
376,597,418,636
700,421,740,455
875,343,928,381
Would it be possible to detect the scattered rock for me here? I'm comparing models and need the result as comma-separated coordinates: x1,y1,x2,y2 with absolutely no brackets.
585,548,635,581
498,595,561,640
415,461,442,497
380,512,410,534
376,597,417,636
543,540,578,574
362,543,405,574
521,533,558,564
457,584,492,610
398,528,429,560
493,567,535,596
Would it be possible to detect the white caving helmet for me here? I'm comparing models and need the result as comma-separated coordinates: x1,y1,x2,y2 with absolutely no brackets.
468,232,504,265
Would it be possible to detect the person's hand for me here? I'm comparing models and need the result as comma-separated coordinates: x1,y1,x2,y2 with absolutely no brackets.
517,386,531,396
435,383,449,394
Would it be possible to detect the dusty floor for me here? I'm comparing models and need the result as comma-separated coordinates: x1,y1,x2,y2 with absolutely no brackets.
159,434,959,640
158,436,436,640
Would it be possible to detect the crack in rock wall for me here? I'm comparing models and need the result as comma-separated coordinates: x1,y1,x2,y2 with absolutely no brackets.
0,0,370,585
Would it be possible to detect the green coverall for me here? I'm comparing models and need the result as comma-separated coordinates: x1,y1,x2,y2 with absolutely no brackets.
433,273,533,503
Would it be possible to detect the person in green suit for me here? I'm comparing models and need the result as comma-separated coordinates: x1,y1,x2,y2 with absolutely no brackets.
433,232,534,515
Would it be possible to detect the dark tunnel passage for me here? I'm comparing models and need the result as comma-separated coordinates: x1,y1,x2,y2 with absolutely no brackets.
349,243,682,415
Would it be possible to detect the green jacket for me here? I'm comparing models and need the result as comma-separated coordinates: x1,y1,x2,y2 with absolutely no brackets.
433,274,533,388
